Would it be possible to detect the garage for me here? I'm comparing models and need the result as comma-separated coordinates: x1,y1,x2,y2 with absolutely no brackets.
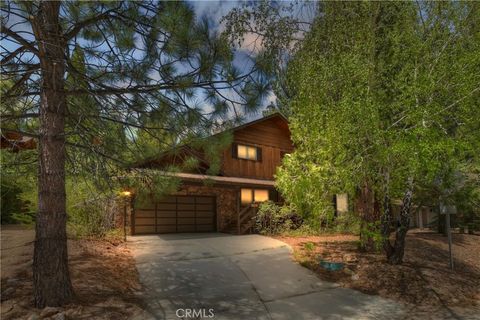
132,195,216,234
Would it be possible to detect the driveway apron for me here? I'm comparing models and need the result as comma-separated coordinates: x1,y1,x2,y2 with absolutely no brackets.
130,233,406,320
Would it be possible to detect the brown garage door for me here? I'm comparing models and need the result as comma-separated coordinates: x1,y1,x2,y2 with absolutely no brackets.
133,195,216,234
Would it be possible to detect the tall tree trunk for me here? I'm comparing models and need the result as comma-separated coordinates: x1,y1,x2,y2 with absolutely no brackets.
31,2,74,307
358,181,381,251
381,193,394,257
382,179,413,264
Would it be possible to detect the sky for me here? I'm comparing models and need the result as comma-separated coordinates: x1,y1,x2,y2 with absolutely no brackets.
1,1,308,121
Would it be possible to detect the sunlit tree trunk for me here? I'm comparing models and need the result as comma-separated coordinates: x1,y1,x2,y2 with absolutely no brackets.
31,1,74,307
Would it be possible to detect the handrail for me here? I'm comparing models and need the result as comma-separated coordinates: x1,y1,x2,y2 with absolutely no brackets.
237,204,259,234
237,205,252,234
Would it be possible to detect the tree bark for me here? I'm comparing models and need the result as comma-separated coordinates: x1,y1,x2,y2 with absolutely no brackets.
357,182,381,251
380,193,394,257
387,179,413,265
31,1,74,307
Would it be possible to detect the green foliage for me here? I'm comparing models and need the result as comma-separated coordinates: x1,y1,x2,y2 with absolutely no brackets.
360,221,383,251
276,1,480,228
303,242,315,253
121,170,180,207
67,201,111,238
65,179,118,238
255,201,301,235
195,132,233,176
333,212,361,235
0,179,34,224
3,0,269,202
1,150,38,224
1,180,22,223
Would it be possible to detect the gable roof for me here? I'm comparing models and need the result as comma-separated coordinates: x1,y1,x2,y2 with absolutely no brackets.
131,112,289,169
222,112,289,136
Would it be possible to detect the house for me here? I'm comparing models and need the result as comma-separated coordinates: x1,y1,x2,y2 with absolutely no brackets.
0,130,37,152
130,112,294,235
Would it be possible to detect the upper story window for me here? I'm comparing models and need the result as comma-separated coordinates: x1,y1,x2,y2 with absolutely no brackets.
238,144,257,160
232,143,262,161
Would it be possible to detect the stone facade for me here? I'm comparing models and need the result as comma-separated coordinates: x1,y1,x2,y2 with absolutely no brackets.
173,183,238,232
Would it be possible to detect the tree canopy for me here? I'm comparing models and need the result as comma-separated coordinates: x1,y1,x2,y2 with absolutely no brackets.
1,0,269,307
274,1,479,261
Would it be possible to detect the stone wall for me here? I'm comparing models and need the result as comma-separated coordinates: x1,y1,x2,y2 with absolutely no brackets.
173,183,238,232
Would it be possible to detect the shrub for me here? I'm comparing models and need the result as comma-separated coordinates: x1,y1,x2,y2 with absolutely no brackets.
333,211,361,234
1,180,35,225
67,197,118,238
255,201,302,235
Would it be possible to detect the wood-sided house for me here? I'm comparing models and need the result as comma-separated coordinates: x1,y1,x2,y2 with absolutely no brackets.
131,112,293,235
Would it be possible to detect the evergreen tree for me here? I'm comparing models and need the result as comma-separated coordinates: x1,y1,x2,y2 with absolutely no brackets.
1,1,267,306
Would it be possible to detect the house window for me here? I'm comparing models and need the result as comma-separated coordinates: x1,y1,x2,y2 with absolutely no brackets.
237,144,258,160
241,188,269,205
241,188,253,205
254,189,269,202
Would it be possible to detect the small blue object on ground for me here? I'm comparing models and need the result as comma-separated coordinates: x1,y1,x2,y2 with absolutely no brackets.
319,260,344,271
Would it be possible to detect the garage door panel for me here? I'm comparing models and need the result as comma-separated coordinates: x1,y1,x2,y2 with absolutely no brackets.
177,225,196,232
178,218,195,225
134,195,216,234
196,225,215,232
177,211,195,218
177,197,195,203
196,212,214,218
156,203,177,210
135,210,155,218
135,217,155,225
177,204,195,210
196,204,214,211
156,225,177,233
195,197,213,204
156,217,176,224
135,226,156,234
196,217,214,224
156,210,176,217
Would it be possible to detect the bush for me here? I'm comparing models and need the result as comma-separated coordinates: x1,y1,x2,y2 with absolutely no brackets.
255,201,302,235
333,211,361,234
1,180,35,225
67,197,118,238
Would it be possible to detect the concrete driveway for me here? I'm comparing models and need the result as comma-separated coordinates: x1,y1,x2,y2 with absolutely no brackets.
130,233,406,320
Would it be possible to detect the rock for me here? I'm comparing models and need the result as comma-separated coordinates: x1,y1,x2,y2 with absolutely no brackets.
343,267,354,275
52,312,66,320
343,254,358,263
40,307,60,318
351,274,360,281
6,278,19,286
27,313,40,320
1,287,16,299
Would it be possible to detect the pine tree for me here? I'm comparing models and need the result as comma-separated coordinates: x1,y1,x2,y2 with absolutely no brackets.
1,1,267,306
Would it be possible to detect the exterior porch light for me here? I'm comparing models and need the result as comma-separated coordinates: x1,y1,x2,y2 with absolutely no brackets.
120,190,133,241
121,190,132,197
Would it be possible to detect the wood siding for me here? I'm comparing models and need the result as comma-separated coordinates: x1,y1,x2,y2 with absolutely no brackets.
222,117,293,179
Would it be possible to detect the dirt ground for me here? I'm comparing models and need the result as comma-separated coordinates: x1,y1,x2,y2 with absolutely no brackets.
1,225,151,320
276,230,480,319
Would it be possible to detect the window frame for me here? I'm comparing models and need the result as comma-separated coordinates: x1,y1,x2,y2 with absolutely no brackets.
240,188,270,205
232,143,262,162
